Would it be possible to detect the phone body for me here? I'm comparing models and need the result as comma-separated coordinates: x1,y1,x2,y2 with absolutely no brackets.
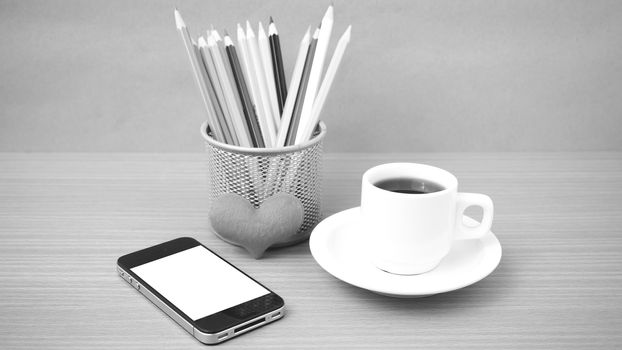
117,237,285,345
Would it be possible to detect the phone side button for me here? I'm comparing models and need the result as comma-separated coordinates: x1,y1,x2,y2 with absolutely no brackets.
118,267,128,280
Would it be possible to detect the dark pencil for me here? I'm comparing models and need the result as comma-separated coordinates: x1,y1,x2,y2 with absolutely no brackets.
269,17,287,116
284,28,319,146
224,34,265,148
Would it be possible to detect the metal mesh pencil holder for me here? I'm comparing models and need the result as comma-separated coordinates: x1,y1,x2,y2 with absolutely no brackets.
201,121,326,248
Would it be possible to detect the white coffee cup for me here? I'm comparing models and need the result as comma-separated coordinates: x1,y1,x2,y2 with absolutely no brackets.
361,163,494,275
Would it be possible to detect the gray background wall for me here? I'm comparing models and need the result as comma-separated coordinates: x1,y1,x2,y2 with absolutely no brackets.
1,0,621,152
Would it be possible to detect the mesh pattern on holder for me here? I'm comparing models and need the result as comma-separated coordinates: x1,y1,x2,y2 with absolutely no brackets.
202,122,325,245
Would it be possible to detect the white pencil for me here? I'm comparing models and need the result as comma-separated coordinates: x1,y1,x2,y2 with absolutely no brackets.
235,24,253,92
295,5,334,143
236,24,272,146
298,25,351,143
246,21,277,147
208,31,251,147
258,22,281,129
275,27,311,147
174,9,225,141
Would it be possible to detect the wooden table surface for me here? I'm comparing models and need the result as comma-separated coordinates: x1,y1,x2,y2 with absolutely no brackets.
1,152,621,349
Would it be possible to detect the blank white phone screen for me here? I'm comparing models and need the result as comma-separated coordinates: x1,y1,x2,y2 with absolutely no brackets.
131,245,269,321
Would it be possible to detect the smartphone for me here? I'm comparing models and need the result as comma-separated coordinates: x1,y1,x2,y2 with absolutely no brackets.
117,237,285,345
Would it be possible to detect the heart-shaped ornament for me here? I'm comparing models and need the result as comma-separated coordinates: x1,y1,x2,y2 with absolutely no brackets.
209,193,304,259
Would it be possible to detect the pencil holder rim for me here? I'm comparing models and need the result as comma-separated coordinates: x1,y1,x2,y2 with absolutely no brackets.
200,121,326,155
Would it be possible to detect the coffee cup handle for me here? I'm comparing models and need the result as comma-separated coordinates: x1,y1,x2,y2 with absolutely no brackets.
455,193,494,240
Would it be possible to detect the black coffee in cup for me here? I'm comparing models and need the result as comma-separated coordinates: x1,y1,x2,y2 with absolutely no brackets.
373,177,445,194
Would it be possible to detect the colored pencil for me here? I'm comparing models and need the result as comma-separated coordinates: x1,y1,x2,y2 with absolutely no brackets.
258,22,281,129
213,26,252,147
213,29,250,144
298,25,351,143
284,28,319,146
225,34,265,148
246,21,277,147
269,17,288,115
276,27,310,147
174,9,225,142
215,30,249,145
295,5,333,144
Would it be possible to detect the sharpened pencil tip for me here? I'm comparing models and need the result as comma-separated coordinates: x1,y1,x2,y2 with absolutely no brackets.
206,33,217,46
224,35,234,47
268,21,277,36
246,21,255,37
174,8,185,29
212,29,222,41
237,23,245,38
270,16,274,24
343,25,352,41
312,27,320,39
324,4,334,19
198,36,207,47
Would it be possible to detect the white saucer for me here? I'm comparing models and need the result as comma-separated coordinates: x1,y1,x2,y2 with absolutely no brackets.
309,207,502,297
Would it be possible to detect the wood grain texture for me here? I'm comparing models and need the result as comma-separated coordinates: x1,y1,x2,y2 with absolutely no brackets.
0,152,621,349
